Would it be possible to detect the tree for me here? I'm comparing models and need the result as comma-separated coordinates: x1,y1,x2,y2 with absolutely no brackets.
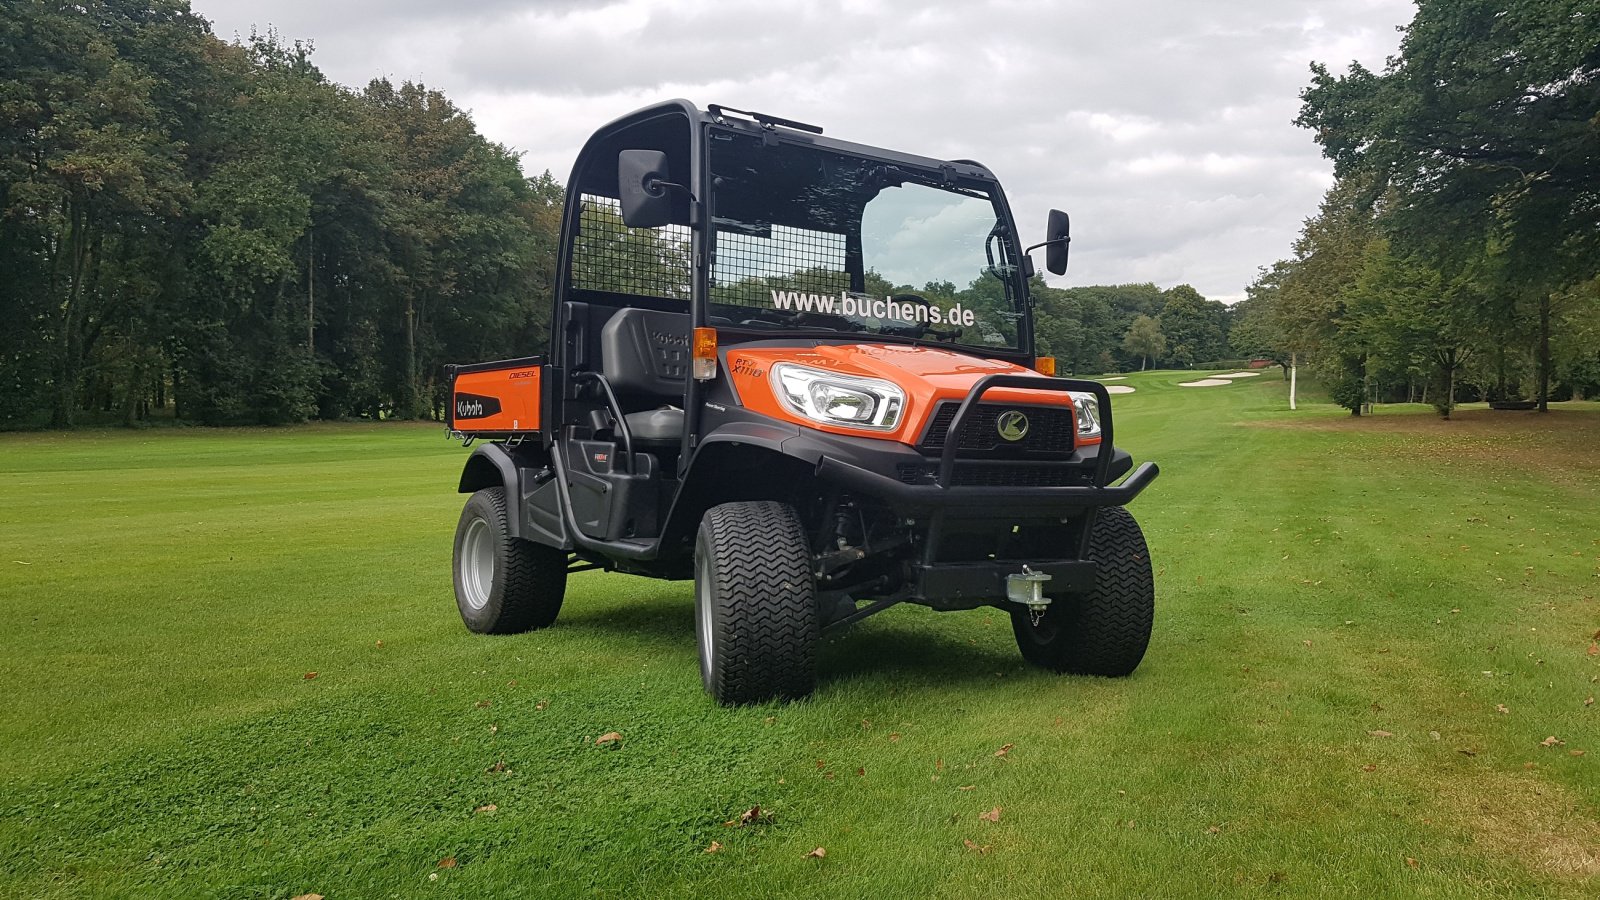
1156,285,1226,367
1121,315,1166,371
1298,0,1600,411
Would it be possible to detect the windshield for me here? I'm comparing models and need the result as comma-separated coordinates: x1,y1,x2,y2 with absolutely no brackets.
707,130,1025,350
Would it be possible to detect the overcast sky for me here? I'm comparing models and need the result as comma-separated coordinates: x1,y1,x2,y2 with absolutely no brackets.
189,0,1415,302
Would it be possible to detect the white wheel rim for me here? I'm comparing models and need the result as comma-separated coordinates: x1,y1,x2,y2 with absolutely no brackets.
695,551,714,675
461,517,495,611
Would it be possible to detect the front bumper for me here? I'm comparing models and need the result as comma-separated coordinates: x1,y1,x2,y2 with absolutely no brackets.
816,454,1159,514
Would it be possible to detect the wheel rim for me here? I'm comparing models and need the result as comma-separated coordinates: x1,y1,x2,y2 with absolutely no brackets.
460,517,495,611
695,550,714,678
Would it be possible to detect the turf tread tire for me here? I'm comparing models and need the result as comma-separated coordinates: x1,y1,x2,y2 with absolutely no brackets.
454,487,566,634
1012,505,1153,676
695,501,819,705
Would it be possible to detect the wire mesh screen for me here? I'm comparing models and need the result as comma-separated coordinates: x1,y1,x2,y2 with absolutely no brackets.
710,225,849,308
571,194,691,301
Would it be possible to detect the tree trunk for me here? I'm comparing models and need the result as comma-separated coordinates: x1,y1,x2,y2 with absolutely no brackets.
1289,352,1297,410
1536,292,1550,413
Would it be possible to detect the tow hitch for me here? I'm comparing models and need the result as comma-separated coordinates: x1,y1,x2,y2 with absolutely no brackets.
1007,566,1053,626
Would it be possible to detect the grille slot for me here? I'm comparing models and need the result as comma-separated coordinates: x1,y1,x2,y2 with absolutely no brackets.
919,402,1077,456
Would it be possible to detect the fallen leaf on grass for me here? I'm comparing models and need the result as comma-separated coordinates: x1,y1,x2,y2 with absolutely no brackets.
375,640,384,649
506,679,517,687
1405,857,1419,869
957,785,976,792
290,895,323,900
474,804,497,814
962,838,991,855
1362,764,1377,773
704,841,722,854
1588,643,1598,657
1570,749,1586,757
1368,730,1393,738
1540,736,1565,748
534,700,548,711
486,760,507,773
805,847,826,859
979,807,1001,823
1458,748,1478,757
1302,640,1313,648
855,767,865,777
437,857,457,869
595,731,622,748
1495,704,1509,714
994,743,1014,758
1206,824,1222,834
728,805,770,827
1585,696,1595,707
889,732,901,743
475,700,492,709
303,672,318,680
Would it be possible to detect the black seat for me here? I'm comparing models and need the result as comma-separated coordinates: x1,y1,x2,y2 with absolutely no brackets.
599,307,689,445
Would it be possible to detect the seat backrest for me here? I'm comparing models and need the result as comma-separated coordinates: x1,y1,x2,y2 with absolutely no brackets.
599,307,690,401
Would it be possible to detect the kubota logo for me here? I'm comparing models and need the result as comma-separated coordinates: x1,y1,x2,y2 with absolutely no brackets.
996,410,1029,442
453,393,501,420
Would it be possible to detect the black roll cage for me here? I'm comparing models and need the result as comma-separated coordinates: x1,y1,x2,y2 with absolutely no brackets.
547,99,1040,467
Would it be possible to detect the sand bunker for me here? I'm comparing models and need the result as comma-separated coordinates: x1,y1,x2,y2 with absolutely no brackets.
1216,371,1261,378
1105,385,1135,394
1099,376,1127,382
1179,378,1231,387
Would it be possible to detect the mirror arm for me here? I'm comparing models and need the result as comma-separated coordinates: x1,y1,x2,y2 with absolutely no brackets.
1023,235,1070,256
647,178,697,203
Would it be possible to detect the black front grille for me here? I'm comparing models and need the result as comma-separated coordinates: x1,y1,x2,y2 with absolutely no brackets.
919,402,1077,456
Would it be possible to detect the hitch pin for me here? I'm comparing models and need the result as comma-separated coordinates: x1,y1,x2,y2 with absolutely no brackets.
1006,565,1053,626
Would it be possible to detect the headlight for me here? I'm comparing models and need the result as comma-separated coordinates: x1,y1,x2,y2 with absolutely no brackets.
772,364,905,431
1072,393,1101,439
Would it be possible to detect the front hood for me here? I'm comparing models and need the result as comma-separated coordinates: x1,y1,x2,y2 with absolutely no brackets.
726,343,1074,445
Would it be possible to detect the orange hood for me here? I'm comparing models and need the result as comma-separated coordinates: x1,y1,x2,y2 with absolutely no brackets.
726,343,1072,446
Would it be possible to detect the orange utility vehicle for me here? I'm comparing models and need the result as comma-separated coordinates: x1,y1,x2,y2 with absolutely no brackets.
445,101,1159,704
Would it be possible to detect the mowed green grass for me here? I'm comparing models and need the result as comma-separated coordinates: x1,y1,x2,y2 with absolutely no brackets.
2,374,1597,899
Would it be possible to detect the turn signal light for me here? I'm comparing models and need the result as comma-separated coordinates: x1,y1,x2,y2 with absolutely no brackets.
693,327,718,380
1034,356,1057,376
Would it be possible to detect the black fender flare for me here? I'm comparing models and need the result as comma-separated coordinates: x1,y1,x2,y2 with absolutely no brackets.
458,443,522,538
658,421,805,548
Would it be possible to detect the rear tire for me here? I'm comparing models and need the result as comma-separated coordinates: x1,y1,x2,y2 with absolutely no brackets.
453,487,567,634
1011,506,1153,676
694,501,819,705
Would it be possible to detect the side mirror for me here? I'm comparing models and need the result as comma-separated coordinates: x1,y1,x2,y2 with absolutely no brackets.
1044,209,1070,275
618,149,673,228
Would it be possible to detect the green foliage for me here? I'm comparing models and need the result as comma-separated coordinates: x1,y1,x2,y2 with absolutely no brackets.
1297,0,1600,411
1120,315,1165,370
0,7,560,427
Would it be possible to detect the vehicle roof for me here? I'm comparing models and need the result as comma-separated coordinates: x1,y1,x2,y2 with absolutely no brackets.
582,99,999,184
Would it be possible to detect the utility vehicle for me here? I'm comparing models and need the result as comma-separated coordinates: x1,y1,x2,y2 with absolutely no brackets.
445,100,1159,704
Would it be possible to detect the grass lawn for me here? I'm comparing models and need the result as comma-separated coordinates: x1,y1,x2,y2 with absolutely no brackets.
2,372,1597,898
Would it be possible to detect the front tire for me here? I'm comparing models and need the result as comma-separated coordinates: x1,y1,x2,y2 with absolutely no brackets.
694,501,819,705
1011,506,1154,676
453,487,566,634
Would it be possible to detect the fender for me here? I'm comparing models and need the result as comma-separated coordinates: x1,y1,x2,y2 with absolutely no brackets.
458,443,523,539
657,420,804,548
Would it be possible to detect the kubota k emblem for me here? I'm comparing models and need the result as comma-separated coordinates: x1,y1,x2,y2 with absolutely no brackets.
996,410,1029,442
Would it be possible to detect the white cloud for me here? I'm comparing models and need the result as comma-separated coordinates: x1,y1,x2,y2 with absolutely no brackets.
189,0,1414,301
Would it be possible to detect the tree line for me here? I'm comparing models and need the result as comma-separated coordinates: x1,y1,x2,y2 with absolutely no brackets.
1,0,559,428
1243,0,1599,416
1,1,1248,430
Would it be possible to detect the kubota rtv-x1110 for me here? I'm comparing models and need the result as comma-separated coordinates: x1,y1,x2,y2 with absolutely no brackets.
446,101,1159,704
